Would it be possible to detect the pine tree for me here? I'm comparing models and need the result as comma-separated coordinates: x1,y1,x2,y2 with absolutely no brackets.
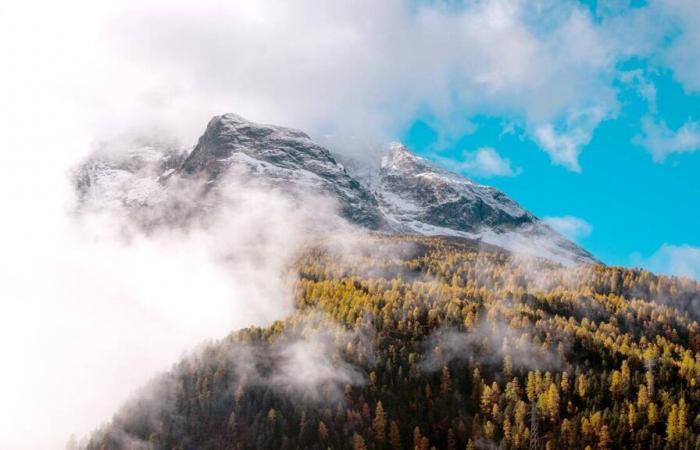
577,374,587,399
503,355,513,380
560,371,570,393
318,421,328,442
389,420,401,450
546,384,559,421
667,404,679,443
353,433,367,450
678,397,688,438
636,385,649,409
373,401,387,444
447,428,457,450
441,366,452,396
413,426,423,450
529,400,539,450
597,426,612,450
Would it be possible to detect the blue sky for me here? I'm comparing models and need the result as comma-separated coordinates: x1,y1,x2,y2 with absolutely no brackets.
391,1,700,277
401,67,700,268
6,0,697,279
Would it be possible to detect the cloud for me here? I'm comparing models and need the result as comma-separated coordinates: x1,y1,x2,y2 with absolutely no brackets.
633,244,700,280
0,110,360,449
437,147,520,178
0,0,696,448
268,321,369,402
634,116,700,161
619,69,658,112
533,107,608,172
542,215,593,242
420,320,561,373
208,313,371,404
84,312,373,448
2,0,641,169
657,0,700,93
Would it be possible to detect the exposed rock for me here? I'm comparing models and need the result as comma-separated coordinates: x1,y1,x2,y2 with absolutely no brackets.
74,114,597,265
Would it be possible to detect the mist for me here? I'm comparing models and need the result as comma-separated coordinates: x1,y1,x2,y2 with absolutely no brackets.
0,1,680,448
0,64,355,450
420,319,562,375
0,133,355,450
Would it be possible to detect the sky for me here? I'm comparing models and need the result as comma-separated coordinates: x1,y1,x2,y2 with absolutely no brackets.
13,0,686,278
394,1,700,276
402,64,700,270
2,0,697,277
1,0,700,448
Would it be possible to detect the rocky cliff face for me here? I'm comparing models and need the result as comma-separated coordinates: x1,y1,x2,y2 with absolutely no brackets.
180,114,385,229
372,143,534,233
74,114,596,265
362,143,595,265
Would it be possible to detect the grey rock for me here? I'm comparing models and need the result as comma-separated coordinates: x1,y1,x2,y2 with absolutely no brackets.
181,114,385,229
74,113,597,265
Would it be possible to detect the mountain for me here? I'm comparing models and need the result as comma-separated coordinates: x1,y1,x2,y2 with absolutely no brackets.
83,236,700,450
76,115,700,450
74,113,595,265
179,114,385,229
365,143,594,265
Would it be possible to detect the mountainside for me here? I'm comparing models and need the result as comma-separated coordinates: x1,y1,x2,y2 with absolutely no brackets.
366,143,593,265
83,236,700,450
179,114,385,229
75,113,594,266
74,115,700,450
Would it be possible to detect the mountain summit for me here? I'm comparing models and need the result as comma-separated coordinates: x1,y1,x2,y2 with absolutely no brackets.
76,113,596,265
365,142,595,265
179,113,385,229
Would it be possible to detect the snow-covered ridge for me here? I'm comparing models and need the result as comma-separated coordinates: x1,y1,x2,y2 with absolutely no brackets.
74,113,597,266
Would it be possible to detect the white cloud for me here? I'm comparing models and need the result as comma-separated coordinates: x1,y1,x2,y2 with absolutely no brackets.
1,0,635,168
635,116,700,161
0,1,695,448
534,125,585,172
439,147,520,178
542,215,593,242
657,0,700,93
533,107,608,172
619,69,658,112
633,244,700,280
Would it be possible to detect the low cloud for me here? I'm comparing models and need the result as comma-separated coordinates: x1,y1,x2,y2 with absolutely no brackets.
3,1,700,448
543,215,593,243
0,126,365,450
633,244,700,281
420,320,561,374
211,313,372,404
83,312,373,448
269,319,371,402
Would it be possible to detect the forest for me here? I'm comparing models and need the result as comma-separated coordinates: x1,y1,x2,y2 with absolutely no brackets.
84,236,700,450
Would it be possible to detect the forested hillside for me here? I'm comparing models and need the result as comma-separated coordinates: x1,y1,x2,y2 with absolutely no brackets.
85,236,700,450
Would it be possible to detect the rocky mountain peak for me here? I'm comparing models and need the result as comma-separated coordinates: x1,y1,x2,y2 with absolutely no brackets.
178,114,385,228
181,114,330,179
379,142,475,188
75,113,597,265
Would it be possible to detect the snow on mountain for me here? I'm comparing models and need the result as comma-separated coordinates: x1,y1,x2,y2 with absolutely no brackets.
74,114,597,266
365,143,596,265
180,114,385,229
74,143,188,216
